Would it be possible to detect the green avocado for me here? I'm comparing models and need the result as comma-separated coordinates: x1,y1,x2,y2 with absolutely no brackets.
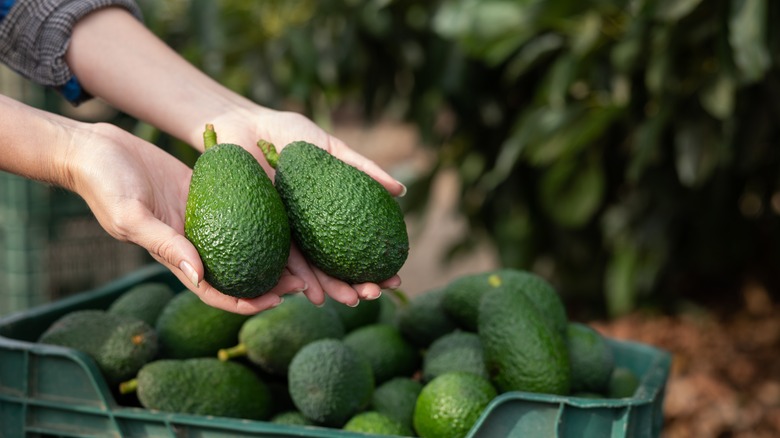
184,124,290,298
259,140,408,284
107,282,175,326
38,310,158,385
218,294,345,376
155,291,249,359
478,285,570,395
120,358,272,420
288,338,374,427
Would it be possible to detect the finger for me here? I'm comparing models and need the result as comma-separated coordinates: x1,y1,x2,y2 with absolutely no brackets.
129,212,302,314
123,209,204,289
379,275,402,290
352,282,382,300
325,138,406,197
194,281,284,315
312,267,360,307
285,245,325,306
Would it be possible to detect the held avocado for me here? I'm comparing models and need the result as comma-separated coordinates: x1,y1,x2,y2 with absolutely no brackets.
259,140,408,284
184,124,290,298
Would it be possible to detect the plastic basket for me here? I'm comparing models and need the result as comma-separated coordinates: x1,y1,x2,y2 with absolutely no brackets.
0,264,672,437
0,173,150,316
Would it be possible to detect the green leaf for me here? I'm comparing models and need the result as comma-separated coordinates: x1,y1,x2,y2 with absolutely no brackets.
653,0,703,22
605,242,639,317
570,11,603,57
479,107,555,191
673,121,722,188
699,73,736,120
526,104,623,166
538,153,605,228
729,0,770,83
544,53,579,109
626,104,671,183
503,33,565,81
433,0,536,63
645,26,672,97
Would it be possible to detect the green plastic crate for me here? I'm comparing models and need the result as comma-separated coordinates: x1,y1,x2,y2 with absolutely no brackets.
0,172,150,316
0,264,672,438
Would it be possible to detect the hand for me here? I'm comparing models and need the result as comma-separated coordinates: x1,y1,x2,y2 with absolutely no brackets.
63,7,404,309
68,122,306,314
204,110,405,307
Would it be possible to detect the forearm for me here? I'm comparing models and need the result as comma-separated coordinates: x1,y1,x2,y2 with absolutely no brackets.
65,7,259,149
0,93,81,189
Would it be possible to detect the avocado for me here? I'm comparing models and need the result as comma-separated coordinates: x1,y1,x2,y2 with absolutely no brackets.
567,322,615,394
397,288,458,348
259,140,408,284
218,294,345,375
371,377,422,431
422,330,488,383
185,124,290,298
478,285,570,395
119,358,272,420
343,323,419,384
288,338,374,427
107,282,175,326
39,310,157,385
323,295,381,332
270,411,315,426
442,268,567,335
441,271,501,332
343,411,413,436
499,268,568,336
156,291,249,359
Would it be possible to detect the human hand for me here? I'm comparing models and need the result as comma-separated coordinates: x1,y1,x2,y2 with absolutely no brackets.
201,110,405,307
62,7,403,309
67,122,305,314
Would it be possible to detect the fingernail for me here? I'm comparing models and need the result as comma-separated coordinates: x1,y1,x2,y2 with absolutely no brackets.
366,290,382,300
179,260,199,288
397,181,407,198
272,297,285,308
347,300,360,308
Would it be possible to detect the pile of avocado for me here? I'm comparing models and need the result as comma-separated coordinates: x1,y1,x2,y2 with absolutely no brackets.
37,267,641,438
36,124,641,436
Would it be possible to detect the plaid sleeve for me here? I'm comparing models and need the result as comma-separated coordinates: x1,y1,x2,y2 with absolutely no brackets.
0,0,143,104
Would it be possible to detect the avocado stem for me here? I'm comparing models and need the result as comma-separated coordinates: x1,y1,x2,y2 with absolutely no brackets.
388,288,411,306
218,343,248,361
118,378,138,395
257,139,279,169
203,124,218,150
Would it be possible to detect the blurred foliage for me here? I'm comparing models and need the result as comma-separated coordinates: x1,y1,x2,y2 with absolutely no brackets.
137,0,780,317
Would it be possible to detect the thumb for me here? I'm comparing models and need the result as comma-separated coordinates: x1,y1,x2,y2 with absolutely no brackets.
125,213,203,291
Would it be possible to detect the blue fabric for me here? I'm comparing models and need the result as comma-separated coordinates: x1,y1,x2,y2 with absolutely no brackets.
0,0,15,20
58,76,88,104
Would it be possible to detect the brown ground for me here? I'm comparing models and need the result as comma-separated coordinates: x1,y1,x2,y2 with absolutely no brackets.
593,283,780,438
341,119,780,438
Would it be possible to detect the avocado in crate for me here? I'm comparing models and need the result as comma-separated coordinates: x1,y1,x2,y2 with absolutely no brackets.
119,357,273,420
0,264,672,438
38,309,158,385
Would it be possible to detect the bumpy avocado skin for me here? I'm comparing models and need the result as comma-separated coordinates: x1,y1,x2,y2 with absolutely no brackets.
184,143,290,298
136,358,272,420
108,282,175,326
274,141,409,284
155,291,249,359
38,310,158,385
